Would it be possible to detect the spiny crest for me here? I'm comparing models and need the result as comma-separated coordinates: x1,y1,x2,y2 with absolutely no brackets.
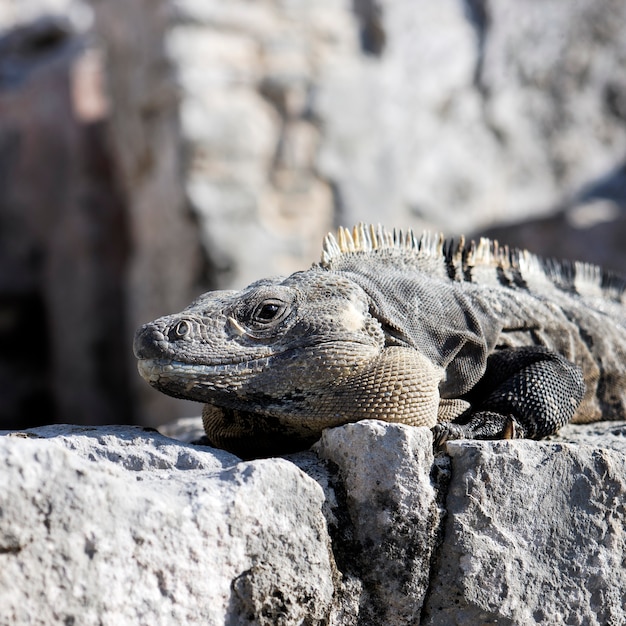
320,223,626,302
321,223,445,266
320,223,517,271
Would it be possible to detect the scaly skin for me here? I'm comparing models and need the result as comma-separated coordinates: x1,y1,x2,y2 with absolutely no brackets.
135,272,461,457
134,224,626,458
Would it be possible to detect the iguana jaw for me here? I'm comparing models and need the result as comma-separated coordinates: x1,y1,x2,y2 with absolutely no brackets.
196,344,448,456
140,341,447,453
136,356,273,400
136,354,278,404
135,338,384,406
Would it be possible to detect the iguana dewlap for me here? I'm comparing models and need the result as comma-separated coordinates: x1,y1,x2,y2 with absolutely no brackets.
134,224,626,458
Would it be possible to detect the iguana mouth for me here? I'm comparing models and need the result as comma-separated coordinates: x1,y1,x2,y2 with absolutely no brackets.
137,357,273,383
137,337,374,382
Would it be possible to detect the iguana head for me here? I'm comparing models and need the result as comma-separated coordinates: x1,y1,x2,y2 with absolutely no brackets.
134,271,385,401
134,267,443,457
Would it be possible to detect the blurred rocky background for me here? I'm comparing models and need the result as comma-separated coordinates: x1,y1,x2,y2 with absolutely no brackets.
1,0,625,430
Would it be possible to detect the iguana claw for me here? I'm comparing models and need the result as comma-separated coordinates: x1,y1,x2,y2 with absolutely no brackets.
432,413,524,450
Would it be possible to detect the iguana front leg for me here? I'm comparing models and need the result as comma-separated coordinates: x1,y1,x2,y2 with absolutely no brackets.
433,346,585,446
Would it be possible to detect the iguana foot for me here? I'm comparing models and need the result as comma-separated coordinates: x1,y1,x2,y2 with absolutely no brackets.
432,412,525,448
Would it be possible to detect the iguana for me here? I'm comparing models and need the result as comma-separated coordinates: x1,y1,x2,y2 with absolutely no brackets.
134,224,626,458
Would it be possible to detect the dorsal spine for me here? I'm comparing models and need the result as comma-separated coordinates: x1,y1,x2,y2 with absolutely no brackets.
320,223,626,303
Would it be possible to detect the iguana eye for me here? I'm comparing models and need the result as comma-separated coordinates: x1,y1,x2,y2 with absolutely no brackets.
252,300,286,324
175,320,190,337
230,288,295,336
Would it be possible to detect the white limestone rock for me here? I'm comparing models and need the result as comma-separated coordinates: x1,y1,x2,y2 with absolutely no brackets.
314,421,445,625
0,425,336,626
422,430,626,625
3,420,626,625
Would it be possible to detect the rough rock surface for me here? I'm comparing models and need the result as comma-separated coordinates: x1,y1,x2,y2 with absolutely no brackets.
0,425,335,625
314,423,445,625
2,419,625,625
423,436,626,625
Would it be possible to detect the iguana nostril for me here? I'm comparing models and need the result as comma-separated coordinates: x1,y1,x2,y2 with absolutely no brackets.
133,324,166,360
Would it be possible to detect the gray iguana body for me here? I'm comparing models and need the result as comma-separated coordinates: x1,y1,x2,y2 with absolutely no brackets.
134,224,626,457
